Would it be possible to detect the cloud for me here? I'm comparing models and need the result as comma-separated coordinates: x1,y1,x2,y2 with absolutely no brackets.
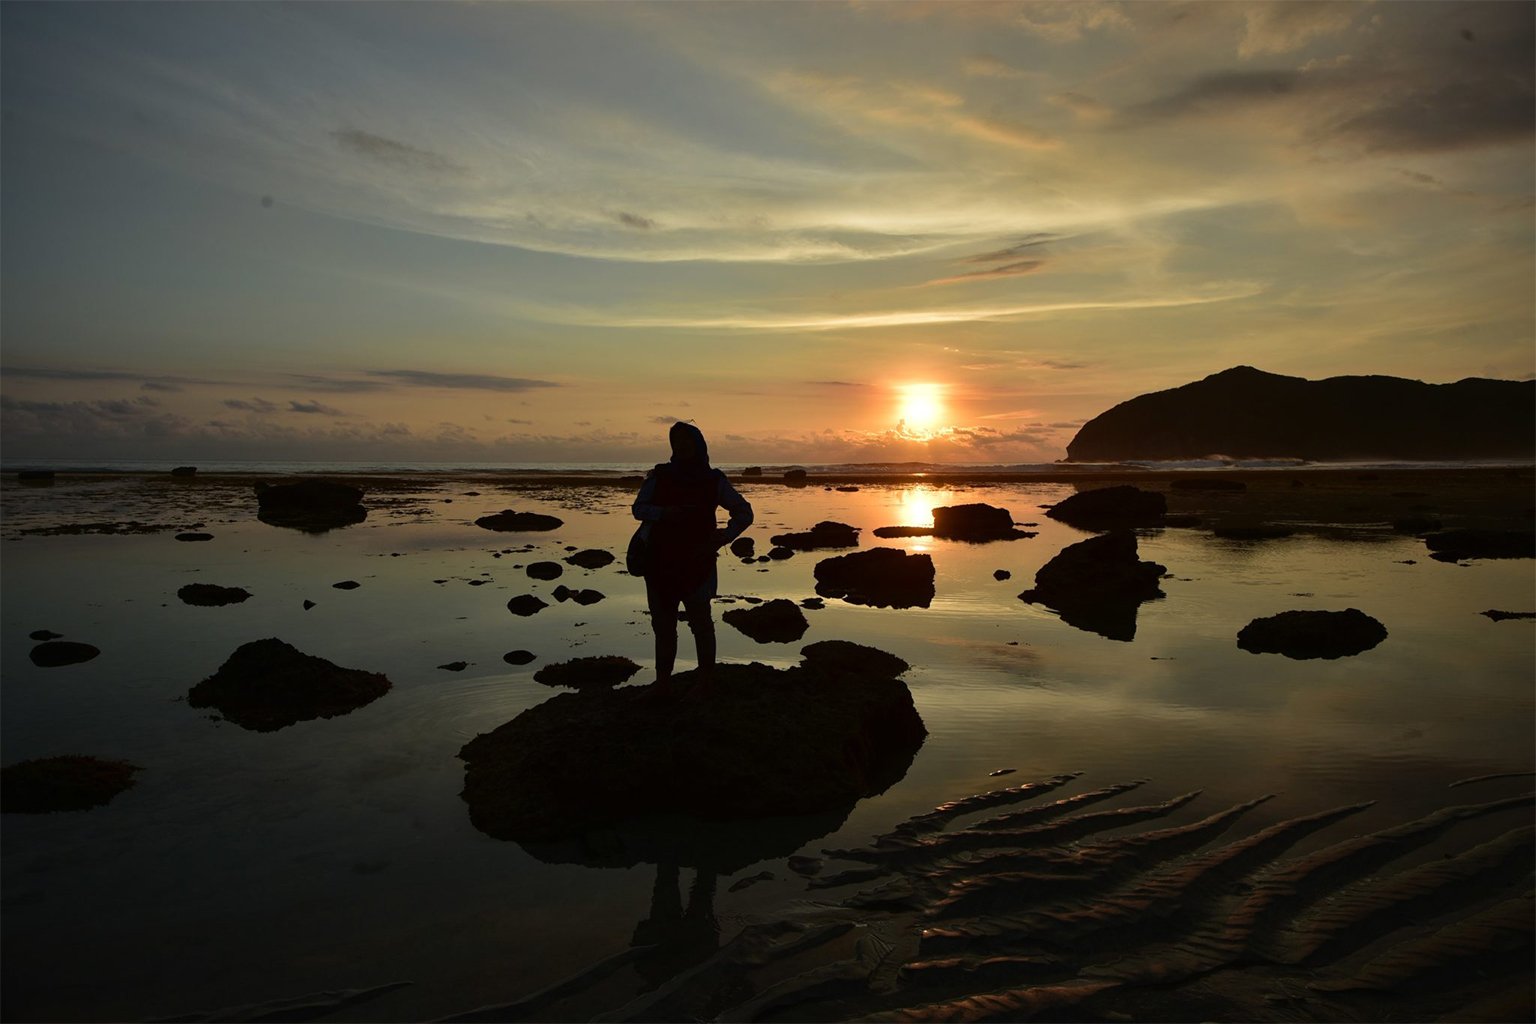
364,370,561,391
140,381,182,392
964,235,1058,262
284,374,395,393
288,399,345,415
1237,1,1361,58
330,128,464,174
223,397,278,413
926,259,1045,287
2,366,223,388
613,211,657,230
647,414,684,425
1,393,190,439
1013,1,1129,42
809,381,866,388
963,54,1029,79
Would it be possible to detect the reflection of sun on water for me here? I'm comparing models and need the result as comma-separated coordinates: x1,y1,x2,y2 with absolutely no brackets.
895,486,959,528
897,383,944,437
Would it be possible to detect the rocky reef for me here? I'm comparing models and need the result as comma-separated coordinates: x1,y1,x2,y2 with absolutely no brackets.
814,548,936,608
186,638,391,731
1046,485,1167,531
1020,531,1166,641
1237,609,1388,659
254,480,367,532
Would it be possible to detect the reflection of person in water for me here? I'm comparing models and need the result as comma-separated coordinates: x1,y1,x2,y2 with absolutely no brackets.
630,862,719,989
632,422,753,698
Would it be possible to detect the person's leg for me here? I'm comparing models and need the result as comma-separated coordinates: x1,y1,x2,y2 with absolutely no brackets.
682,591,715,678
648,585,679,688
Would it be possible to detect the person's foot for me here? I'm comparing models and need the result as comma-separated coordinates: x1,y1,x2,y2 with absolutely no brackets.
644,678,678,702
687,674,717,701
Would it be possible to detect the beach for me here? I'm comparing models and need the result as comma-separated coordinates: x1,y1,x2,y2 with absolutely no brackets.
2,464,1532,1022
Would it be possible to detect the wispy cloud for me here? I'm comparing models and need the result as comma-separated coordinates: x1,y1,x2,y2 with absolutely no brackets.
2,366,225,387
288,399,345,415
364,370,561,391
224,397,278,413
926,259,1045,287
331,128,465,174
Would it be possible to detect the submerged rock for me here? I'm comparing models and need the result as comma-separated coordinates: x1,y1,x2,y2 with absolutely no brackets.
564,549,614,570
552,585,606,605
814,548,935,609
2,756,140,813
527,561,564,580
932,503,1030,541
29,641,100,667
1236,608,1388,659
177,584,252,607
475,509,564,532
175,532,214,542
506,594,549,616
1020,531,1166,642
800,639,909,679
1482,609,1536,621
872,525,935,538
722,599,810,643
503,650,537,665
255,480,367,533
29,630,63,641
1423,529,1535,562
770,521,860,551
1045,486,1167,531
533,655,642,690
458,643,926,851
186,638,391,731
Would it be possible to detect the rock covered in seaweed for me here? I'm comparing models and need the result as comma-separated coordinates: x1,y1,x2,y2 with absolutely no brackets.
458,643,926,848
1236,608,1388,659
770,521,860,551
1046,485,1167,531
932,502,1030,541
533,655,641,690
814,548,935,608
177,584,252,607
1020,531,1166,641
722,598,810,643
186,638,391,731
29,641,100,667
564,549,614,570
475,509,563,532
254,480,367,533
2,756,141,813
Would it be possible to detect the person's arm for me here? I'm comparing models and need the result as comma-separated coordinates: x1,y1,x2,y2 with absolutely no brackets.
632,472,665,523
714,473,754,547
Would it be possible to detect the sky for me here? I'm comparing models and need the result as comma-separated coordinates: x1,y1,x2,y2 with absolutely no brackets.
2,1,1532,465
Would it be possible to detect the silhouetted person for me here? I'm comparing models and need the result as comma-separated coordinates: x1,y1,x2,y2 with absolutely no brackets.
632,422,752,698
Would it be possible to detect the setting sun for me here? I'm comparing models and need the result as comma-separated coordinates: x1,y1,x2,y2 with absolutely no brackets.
897,383,945,434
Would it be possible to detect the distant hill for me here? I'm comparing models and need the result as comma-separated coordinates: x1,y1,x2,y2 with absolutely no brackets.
1065,366,1535,462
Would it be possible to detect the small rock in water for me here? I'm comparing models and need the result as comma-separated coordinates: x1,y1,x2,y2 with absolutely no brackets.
564,549,614,570
503,650,536,665
1237,608,1387,660
993,569,1012,581
303,600,316,611
332,580,361,590
178,584,252,607
722,599,810,643
768,546,795,561
506,595,549,617
533,655,641,690
988,768,1017,777
29,630,63,641
787,855,823,876
30,641,101,667
728,871,775,893
729,537,755,559
800,597,824,610
438,661,469,672
175,532,214,542
527,561,563,580
475,509,563,532
1482,609,1536,622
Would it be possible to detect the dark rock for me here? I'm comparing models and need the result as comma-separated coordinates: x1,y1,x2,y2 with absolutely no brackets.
29,641,100,667
458,646,926,848
170,466,198,477
475,509,564,532
993,569,1011,581
743,467,764,477
177,584,252,607
783,468,808,482
527,561,564,580
787,855,823,876
332,580,361,590
572,589,605,606
1170,477,1246,492
439,661,469,672
552,584,574,601
17,470,55,484
507,595,549,616
728,871,774,892
872,525,935,538
186,638,391,731
1066,365,1536,461
1045,486,1166,531
989,768,1017,777
1019,531,1166,642
800,597,824,610
534,655,642,690
836,486,860,492
1424,529,1535,561
1482,610,1536,621
768,546,795,560
800,639,908,679
723,599,810,643
771,520,860,551
564,549,614,570
503,650,537,665
1236,609,1388,660
29,630,63,641
175,532,214,542
1212,523,1295,540
1162,513,1207,527
255,480,367,533
932,503,1025,541
729,537,756,558
2,756,140,813
814,548,935,609
303,600,316,611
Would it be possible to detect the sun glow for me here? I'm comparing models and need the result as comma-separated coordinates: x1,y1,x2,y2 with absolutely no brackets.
897,382,945,435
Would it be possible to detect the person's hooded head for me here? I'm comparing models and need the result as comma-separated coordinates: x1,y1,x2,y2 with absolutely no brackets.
668,421,710,475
